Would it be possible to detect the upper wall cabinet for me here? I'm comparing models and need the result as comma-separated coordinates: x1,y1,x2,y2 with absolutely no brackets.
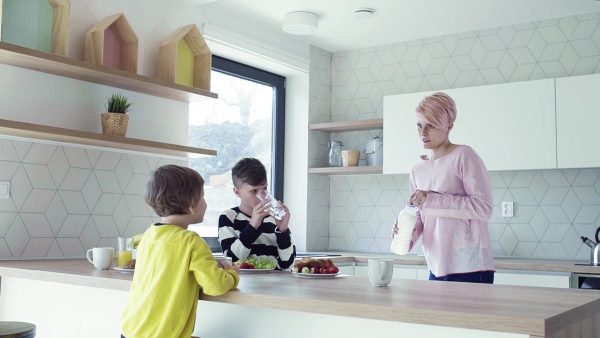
383,79,556,174
556,74,600,169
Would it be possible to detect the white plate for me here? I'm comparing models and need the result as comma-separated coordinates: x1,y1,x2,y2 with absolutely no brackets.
113,267,134,274
292,272,340,279
238,268,275,274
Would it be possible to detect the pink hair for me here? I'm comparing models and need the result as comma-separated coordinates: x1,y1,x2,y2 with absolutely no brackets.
415,92,457,127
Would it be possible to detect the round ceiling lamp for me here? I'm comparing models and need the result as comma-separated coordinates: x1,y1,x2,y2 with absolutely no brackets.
353,8,374,19
283,11,319,35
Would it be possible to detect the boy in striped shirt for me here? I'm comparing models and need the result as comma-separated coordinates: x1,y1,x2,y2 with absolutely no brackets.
218,158,296,270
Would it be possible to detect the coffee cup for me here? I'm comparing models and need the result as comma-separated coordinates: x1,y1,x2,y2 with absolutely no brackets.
368,258,394,287
86,247,114,270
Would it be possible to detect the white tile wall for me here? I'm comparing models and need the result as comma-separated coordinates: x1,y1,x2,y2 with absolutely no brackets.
0,139,186,259
307,12,600,258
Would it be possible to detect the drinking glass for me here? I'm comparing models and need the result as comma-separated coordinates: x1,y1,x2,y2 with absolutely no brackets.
256,190,287,220
117,237,134,267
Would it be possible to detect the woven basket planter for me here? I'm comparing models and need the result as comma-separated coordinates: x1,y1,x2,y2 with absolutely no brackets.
101,112,129,136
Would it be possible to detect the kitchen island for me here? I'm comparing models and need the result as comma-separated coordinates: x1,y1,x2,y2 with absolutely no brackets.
1,258,599,338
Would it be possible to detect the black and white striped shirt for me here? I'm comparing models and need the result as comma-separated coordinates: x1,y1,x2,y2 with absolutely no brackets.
218,207,296,270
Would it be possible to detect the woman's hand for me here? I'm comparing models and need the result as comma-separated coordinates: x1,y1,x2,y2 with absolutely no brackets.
391,219,398,239
409,190,429,209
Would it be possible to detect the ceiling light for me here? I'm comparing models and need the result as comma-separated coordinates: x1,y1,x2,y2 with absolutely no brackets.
353,8,374,19
283,11,319,35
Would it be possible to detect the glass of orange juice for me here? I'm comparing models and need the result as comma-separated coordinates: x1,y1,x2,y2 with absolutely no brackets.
117,237,134,267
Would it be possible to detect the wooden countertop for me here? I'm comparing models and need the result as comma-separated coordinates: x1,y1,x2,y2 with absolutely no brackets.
327,253,600,274
1,258,600,337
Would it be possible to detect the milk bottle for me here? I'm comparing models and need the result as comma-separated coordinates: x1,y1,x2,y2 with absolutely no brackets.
391,205,417,255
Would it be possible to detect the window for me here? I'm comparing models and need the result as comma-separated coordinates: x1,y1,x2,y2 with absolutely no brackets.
188,56,286,240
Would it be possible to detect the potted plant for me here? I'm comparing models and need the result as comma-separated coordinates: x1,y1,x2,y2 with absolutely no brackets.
101,93,132,136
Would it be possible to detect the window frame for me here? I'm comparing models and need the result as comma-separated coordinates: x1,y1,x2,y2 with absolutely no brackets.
211,55,286,200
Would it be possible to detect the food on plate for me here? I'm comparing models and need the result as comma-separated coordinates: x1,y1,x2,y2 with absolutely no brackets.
293,258,339,274
123,259,136,269
235,255,277,270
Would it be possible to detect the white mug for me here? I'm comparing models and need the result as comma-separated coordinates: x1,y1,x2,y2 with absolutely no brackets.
368,258,394,287
86,247,114,270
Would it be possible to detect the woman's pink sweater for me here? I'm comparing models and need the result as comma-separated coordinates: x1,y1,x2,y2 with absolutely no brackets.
409,145,495,277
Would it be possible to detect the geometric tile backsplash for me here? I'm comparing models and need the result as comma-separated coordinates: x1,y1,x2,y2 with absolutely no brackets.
328,169,600,259
309,11,600,259
0,137,185,259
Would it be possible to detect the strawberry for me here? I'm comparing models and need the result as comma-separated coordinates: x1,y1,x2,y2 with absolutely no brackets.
320,267,327,274
239,262,250,269
328,266,339,274
248,264,255,269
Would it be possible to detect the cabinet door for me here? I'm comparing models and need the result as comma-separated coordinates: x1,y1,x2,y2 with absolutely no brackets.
393,267,417,280
494,270,570,288
337,265,355,275
383,79,556,174
556,74,600,168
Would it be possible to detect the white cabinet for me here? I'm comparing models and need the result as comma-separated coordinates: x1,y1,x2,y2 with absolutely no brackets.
383,79,556,174
556,73,600,168
336,262,570,288
494,270,570,288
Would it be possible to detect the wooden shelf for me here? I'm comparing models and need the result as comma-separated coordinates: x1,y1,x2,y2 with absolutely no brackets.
0,119,216,158
309,118,383,132
0,42,217,103
308,166,382,175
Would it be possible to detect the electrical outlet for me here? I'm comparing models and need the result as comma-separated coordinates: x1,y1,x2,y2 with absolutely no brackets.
501,202,514,217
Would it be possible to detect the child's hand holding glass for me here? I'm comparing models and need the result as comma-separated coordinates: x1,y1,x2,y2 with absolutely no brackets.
256,190,287,220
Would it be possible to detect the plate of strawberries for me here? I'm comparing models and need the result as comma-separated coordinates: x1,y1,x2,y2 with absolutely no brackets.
292,258,340,278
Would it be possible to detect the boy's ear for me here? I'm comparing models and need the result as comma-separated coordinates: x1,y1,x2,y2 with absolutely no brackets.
233,186,242,198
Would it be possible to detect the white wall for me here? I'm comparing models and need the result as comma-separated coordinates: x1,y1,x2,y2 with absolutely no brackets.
0,0,312,257
319,11,600,258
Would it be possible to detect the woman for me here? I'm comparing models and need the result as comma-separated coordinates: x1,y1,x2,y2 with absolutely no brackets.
392,92,495,283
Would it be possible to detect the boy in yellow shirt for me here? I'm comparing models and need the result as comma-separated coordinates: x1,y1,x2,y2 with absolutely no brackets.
121,165,239,338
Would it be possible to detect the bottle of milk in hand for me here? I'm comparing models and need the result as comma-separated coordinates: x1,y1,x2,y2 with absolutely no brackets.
391,205,417,255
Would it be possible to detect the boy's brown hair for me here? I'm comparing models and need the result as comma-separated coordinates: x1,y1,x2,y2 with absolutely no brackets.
145,165,204,217
231,158,267,187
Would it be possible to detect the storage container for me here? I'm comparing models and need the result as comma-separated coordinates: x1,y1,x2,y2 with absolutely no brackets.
365,137,383,166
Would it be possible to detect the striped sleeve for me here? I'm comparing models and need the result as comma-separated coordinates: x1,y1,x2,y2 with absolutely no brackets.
275,230,296,269
218,209,260,261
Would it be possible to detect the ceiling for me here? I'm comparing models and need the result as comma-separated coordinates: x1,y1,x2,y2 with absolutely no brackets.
207,0,600,53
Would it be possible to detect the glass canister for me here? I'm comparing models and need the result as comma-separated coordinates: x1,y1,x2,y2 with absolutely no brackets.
328,141,344,167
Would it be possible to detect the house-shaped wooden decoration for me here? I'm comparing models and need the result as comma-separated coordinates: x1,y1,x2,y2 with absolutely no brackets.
0,0,69,56
158,24,211,91
84,12,138,73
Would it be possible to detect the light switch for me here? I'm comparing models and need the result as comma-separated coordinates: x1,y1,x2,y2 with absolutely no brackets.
0,182,9,199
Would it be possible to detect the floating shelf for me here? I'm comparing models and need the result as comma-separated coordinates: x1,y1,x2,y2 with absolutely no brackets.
309,118,383,133
0,119,216,158
308,166,382,175
0,41,217,103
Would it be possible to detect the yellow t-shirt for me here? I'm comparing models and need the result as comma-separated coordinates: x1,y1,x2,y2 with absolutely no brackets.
121,224,239,338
